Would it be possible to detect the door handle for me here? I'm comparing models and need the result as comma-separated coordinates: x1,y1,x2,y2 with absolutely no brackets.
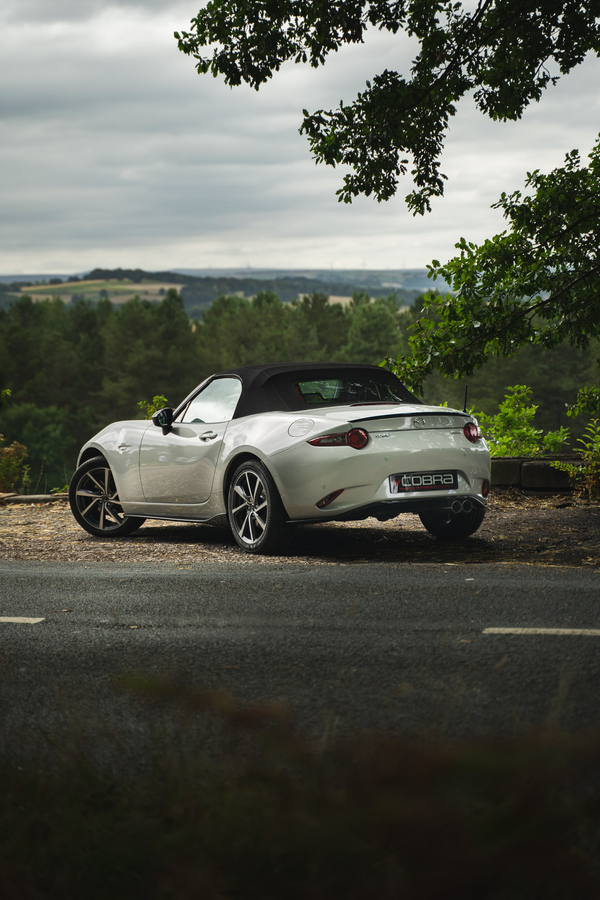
199,431,218,441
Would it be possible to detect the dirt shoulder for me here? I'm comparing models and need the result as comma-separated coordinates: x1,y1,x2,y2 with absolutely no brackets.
1,489,599,569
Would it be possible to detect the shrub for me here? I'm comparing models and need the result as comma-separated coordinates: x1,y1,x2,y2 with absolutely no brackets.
552,419,600,500
0,403,83,491
0,434,29,493
138,395,169,419
477,385,570,457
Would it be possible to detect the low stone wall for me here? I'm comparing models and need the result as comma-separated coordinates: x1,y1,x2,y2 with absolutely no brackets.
491,456,581,491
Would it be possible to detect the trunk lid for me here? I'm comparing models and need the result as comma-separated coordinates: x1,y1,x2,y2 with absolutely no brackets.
316,403,471,432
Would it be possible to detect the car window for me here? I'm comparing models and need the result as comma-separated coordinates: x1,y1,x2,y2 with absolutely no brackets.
180,378,242,424
294,378,405,405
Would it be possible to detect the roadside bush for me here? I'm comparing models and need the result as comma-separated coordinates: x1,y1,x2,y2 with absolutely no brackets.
477,385,570,457
138,394,169,419
553,419,600,500
0,433,29,493
0,403,88,492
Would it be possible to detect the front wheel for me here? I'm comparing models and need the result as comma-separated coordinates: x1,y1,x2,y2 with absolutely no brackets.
418,505,485,540
227,460,295,555
69,456,145,538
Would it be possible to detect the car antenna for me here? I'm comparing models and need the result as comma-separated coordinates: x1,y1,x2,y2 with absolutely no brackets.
462,384,468,412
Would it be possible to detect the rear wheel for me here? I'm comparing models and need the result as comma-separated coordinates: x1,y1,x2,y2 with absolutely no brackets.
69,456,145,538
227,460,295,555
418,505,485,540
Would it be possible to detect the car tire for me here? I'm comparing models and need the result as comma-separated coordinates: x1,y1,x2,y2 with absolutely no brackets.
418,505,485,540
69,456,145,538
227,460,295,555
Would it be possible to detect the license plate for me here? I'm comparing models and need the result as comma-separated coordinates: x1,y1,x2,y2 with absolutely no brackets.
390,471,458,493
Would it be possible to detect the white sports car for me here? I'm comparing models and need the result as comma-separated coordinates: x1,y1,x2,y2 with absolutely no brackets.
69,362,490,554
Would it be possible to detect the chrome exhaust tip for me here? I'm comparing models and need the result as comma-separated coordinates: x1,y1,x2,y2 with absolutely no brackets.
450,499,473,514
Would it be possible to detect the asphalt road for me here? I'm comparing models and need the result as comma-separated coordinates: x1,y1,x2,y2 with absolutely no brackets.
1,560,599,760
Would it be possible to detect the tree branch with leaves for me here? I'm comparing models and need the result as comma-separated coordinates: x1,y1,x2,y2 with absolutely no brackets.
383,138,600,394
176,1,600,214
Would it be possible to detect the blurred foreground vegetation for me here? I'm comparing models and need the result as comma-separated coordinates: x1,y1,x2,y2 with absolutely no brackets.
0,289,598,489
1,674,600,899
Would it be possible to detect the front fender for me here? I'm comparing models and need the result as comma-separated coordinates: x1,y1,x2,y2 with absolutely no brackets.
76,420,151,502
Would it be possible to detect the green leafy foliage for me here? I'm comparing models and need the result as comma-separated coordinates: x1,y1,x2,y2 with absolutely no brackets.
476,385,570,458
552,419,600,500
99,290,199,421
339,293,403,363
387,139,600,391
176,1,600,213
0,433,29,493
138,395,170,419
383,295,600,443
566,386,600,419
0,402,93,493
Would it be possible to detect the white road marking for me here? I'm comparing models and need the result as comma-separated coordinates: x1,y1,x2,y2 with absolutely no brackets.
484,627,600,637
0,617,45,625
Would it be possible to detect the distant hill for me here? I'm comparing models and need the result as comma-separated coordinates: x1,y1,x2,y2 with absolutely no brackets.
83,268,436,316
172,267,447,294
0,267,449,315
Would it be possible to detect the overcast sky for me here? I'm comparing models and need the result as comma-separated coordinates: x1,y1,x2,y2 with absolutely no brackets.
1,0,599,275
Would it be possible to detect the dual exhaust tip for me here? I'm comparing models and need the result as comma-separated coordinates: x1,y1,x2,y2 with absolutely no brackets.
451,499,473,514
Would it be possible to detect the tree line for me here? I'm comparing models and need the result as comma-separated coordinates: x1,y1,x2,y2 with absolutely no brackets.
0,288,597,490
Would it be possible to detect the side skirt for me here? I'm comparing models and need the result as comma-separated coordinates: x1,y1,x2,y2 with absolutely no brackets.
131,513,229,527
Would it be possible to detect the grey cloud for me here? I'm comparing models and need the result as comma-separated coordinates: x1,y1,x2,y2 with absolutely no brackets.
4,0,192,24
1,0,599,272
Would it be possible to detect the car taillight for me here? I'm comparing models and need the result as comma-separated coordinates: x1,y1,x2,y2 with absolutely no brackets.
347,427,369,449
308,432,347,447
482,479,490,498
463,422,481,443
308,427,369,449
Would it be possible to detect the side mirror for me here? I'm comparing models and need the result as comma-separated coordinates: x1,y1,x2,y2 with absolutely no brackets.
152,407,174,435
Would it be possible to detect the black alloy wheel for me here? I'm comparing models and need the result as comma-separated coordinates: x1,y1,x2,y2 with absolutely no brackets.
69,456,145,538
227,460,295,554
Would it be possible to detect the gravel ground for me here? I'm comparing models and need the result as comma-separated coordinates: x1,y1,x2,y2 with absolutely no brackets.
1,489,599,568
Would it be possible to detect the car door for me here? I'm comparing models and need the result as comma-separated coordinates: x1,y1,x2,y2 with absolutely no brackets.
139,377,242,504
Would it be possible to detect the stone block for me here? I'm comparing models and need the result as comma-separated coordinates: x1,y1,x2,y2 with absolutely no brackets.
521,461,573,491
491,458,522,487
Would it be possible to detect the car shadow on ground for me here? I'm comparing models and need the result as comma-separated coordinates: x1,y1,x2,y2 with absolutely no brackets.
132,504,600,568
2,500,598,568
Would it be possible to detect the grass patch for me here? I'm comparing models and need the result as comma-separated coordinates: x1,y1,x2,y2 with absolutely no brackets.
1,674,600,898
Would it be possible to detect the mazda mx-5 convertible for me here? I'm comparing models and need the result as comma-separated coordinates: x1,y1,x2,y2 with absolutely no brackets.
69,362,491,554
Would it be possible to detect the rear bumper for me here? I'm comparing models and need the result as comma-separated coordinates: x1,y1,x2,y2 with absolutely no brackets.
269,432,490,521
287,494,487,524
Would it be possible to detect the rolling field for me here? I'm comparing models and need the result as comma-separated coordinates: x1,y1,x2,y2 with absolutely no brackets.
21,279,182,304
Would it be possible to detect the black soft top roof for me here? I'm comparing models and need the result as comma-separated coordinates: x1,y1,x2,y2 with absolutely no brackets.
205,362,421,419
